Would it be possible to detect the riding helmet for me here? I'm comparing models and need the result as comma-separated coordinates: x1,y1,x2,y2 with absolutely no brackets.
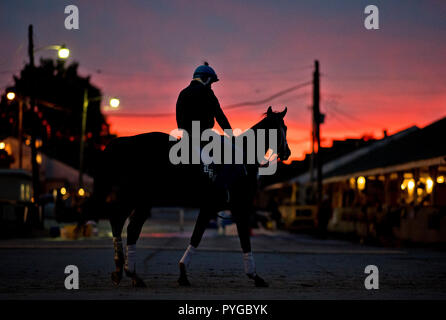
193,62,219,83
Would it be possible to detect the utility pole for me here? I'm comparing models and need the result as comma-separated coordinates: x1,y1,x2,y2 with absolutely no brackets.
79,89,89,188
313,60,323,205
309,109,315,183
28,24,40,203
18,99,23,168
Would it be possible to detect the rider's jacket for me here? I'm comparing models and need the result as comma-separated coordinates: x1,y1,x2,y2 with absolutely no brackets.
176,80,231,135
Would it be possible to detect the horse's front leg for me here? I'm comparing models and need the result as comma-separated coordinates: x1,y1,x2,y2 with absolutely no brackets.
125,208,150,288
110,210,128,286
233,207,269,287
178,208,214,286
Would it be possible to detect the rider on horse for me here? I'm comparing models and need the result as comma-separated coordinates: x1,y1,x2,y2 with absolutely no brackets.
176,63,268,287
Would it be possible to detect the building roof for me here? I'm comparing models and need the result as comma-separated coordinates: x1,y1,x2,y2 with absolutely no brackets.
324,116,446,181
266,116,446,189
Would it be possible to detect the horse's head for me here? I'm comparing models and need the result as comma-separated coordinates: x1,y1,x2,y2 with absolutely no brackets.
265,106,291,161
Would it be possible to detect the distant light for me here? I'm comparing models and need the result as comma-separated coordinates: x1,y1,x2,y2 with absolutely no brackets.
58,47,70,59
349,177,356,189
0,142,5,150
407,179,415,194
36,153,42,164
60,187,67,195
417,188,423,196
437,176,445,184
78,188,85,197
109,98,120,108
357,176,366,191
6,92,15,100
426,178,434,194
400,183,406,191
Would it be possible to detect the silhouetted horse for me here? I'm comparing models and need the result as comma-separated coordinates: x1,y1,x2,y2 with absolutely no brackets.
92,106,290,287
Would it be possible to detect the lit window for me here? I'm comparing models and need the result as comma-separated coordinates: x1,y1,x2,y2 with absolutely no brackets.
357,176,366,191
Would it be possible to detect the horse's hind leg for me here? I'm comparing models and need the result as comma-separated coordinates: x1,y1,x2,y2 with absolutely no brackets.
110,209,128,286
124,207,150,288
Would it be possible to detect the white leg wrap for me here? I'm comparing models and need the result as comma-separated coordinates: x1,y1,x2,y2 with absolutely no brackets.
243,252,256,276
180,244,196,268
125,244,137,273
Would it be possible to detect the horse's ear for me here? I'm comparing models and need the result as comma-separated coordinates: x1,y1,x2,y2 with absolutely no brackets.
267,106,273,116
280,107,287,118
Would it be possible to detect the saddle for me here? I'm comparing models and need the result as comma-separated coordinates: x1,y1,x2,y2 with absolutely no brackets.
195,137,247,203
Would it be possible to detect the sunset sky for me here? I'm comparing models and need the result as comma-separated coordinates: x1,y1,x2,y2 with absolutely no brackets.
1,0,445,160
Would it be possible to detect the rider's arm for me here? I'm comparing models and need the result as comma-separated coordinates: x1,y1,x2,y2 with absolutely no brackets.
211,92,232,132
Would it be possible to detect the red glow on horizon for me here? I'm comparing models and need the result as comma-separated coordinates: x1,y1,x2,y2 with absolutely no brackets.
106,104,443,162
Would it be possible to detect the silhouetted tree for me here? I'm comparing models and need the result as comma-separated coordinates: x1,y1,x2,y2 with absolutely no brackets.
0,59,115,174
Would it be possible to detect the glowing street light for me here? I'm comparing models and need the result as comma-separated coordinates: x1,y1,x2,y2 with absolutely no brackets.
109,98,120,108
407,179,415,195
6,92,15,100
357,176,366,191
78,187,85,197
58,46,70,59
426,178,434,194
35,44,70,59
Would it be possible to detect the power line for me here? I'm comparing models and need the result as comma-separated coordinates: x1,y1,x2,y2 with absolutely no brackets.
325,110,363,135
225,80,312,109
106,80,312,118
325,104,383,129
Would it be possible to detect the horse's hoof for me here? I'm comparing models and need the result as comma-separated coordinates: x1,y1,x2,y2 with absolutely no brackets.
253,274,269,287
131,276,147,288
125,269,147,288
111,271,123,286
178,263,191,286
178,276,191,286
178,275,191,286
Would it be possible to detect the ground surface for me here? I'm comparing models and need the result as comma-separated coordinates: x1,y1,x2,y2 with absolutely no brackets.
1,209,445,300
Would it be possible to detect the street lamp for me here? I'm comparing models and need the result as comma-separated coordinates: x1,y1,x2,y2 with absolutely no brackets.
35,44,70,59
57,46,70,59
79,91,120,188
4,91,25,168
109,98,120,108
27,24,70,204
6,92,15,100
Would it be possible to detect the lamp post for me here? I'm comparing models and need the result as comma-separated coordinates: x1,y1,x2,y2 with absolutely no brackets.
28,24,40,203
27,24,70,203
6,92,24,168
78,91,119,188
